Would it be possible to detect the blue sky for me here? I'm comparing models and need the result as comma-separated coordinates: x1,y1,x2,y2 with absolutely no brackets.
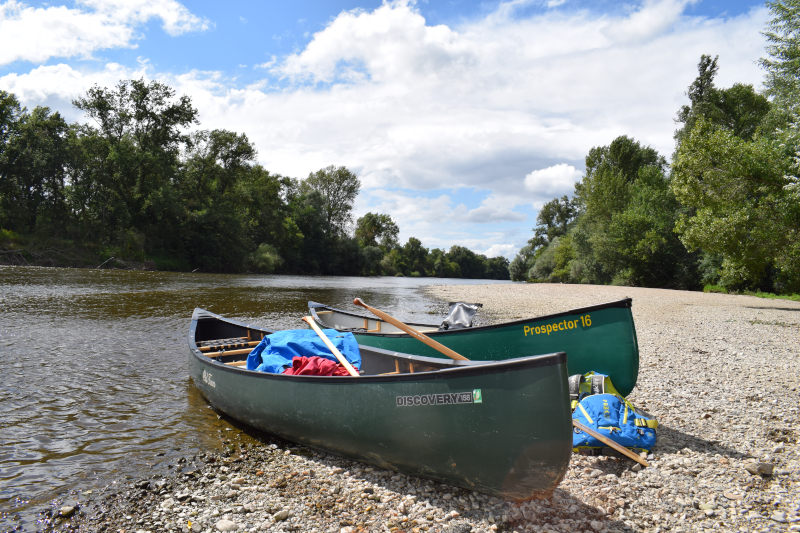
0,0,769,258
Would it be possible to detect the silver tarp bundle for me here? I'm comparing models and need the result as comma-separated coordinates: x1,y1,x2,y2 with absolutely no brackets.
439,302,482,330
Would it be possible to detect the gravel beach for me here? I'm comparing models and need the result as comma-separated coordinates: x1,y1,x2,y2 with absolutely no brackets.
39,283,800,533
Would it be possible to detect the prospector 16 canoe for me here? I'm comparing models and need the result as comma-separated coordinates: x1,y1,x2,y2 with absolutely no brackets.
308,298,640,397
188,308,572,500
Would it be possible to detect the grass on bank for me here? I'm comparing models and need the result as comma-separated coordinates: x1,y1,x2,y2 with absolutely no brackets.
703,284,800,302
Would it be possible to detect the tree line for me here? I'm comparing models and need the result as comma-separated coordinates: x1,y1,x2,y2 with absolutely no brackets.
0,81,509,279
510,0,800,295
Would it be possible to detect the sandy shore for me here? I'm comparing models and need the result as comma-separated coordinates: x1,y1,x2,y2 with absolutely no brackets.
41,284,800,533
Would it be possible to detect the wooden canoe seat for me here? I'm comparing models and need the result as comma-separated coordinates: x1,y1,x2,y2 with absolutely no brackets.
204,347,254,357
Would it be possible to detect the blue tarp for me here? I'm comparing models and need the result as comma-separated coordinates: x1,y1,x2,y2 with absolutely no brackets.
246,329,361,374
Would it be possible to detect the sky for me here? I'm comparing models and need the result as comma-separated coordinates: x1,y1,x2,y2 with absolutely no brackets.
0,0,771,259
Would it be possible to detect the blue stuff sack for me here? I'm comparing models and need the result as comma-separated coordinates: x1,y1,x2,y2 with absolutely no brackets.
572,393,657,453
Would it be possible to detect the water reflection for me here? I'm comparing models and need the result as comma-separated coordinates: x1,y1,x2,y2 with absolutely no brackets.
0,265,509,529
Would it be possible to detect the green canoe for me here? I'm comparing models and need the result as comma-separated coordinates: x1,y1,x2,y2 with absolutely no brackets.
308,298,640,396
189,308,572,500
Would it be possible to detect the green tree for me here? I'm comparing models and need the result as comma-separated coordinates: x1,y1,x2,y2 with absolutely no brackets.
509,244,535,281
676,55,769,144
285,185,328,274
446,245,485,279
380,247,405,276
598,166,697,288
177,129,260,271
759,0,800,290
355,212,399,250
670,31,800,292
671,119,792,290
302,165,360,237
71,79,198,254
0,103,70,234
430,248,461,278
571,136,670,285
401,237,429,276
576,136,665,225
530,195,577,250
359,245,384,276
485,256,510,280
761,0,800,111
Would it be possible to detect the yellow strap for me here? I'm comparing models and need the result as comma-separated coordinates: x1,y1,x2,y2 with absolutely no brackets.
577,403,593,425
622,405,629,425
635,419,659,429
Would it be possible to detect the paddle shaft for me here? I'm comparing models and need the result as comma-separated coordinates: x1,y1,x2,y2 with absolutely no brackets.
302,316,359,377
352,298,469,361
572,419,649,467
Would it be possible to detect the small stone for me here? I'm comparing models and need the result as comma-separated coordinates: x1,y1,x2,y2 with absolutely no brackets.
59,505,77,518
274,509,290,521
771,511,788,523
745,462,775,476
160,497,175,510
723,491,743,500
215,518,238,531
442,523,471,533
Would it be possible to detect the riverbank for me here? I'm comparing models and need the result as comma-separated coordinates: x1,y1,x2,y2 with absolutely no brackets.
38,283,800,532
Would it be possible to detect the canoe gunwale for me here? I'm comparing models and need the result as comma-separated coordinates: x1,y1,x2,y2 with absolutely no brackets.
308,298,634,337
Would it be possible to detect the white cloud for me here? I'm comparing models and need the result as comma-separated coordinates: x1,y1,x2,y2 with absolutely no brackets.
77,0,210,36
0,0,208,66
483,243,516,258
0,0,770,258
523,163,583,198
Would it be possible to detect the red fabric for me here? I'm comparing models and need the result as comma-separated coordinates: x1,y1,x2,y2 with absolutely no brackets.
282,356,352,376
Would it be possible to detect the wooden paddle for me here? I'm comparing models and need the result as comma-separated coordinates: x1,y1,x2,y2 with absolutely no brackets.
572,419,650,467
353,297,648,466
352,298,469,361
302,316,359,377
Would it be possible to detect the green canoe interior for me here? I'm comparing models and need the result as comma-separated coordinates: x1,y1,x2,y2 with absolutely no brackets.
310,299,640,396
189,309,573,500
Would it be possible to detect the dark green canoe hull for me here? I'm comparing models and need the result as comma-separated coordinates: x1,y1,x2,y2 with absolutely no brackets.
189,309,572,500
311,299,639,396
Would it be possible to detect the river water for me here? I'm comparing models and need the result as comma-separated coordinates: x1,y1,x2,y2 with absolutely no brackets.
0,266,508,530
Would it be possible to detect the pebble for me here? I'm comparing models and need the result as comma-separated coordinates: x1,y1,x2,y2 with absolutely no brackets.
745,462,776,476
214,518,238,531
39,284,800,533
